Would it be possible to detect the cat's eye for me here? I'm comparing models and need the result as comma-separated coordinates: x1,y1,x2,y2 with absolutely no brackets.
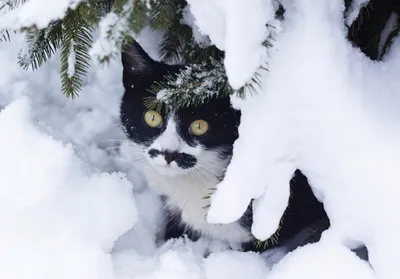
144,110,163,128
189,120,209,136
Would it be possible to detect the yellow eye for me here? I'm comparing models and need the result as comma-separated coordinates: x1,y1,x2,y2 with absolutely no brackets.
144,110,163,128
189,120,209,136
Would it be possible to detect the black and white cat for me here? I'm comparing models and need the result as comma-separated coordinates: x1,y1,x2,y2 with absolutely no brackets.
119,41,328,252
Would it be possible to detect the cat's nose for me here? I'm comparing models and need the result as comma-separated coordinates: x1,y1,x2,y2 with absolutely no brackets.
163,150,179,164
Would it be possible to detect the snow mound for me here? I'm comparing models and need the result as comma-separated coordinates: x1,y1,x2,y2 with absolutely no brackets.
0,97,137,279
113,237,270,279
208,1,400,279
268,242,374,279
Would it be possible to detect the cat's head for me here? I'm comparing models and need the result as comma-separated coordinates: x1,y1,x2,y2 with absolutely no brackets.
120,41,241,178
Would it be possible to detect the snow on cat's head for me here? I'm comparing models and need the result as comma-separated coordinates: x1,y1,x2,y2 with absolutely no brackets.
119,41,241,178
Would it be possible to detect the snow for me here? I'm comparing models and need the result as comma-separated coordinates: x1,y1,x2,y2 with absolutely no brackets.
205,0,400,279
0,0,395,278
0,0,83,30
0,97,136,279
267,242,375,279
345,0,370,27
181,5,211,48
67,40,76,78
186,0,275,89
378,12,399,58
90,0,135,63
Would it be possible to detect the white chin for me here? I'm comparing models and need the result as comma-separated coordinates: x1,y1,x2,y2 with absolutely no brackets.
151,164,187,176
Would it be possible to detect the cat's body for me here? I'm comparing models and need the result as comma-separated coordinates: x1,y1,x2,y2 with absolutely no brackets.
119,41,328,252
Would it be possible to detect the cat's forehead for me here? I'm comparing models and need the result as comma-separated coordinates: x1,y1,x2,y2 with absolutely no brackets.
174,97,238,118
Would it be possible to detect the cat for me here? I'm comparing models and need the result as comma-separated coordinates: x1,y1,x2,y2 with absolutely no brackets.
119,40,329,253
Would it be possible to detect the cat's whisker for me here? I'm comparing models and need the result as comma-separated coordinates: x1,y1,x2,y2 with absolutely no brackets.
191,167,214,186
97,138,126,144
196,159,228,169
103,146,121,151
186,168,203,190
195,164,224,178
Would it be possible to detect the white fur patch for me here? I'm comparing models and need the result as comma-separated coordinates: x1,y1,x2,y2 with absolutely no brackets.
125,118,251,245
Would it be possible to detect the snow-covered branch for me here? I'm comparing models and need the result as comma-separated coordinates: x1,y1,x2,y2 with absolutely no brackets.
186,0,276,90
0,0,83,31
90,1,135,63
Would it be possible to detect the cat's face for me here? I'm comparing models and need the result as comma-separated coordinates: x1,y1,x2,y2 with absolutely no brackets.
120,42,240,178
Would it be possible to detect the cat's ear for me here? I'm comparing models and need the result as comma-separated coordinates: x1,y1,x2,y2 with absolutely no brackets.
121,40,155,75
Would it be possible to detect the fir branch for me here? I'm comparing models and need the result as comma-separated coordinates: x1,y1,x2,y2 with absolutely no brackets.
145,58,232,111
145,23,275,111
156,0,195,63
0,29,12,41
17,20,62,70
0,0,27,9
150,0,176,31
9,0,27,8
159,21,191,63
130,0,154,33
186,44,224,65
60,5,94,98
253,215,285,248
90,0,152,64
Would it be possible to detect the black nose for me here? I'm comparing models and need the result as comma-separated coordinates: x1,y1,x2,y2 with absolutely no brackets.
163,150,179,164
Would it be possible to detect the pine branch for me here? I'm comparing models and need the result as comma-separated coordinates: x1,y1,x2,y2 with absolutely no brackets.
0,29,12,41
17,20,62,70
186,44,224,65
145,58,232,111
130,0,154,33
60,5,94,98
150,0,176,31
91,0,152,64
155,0,196,63
9,0,27,8
0,0,27,9
145,22,275,111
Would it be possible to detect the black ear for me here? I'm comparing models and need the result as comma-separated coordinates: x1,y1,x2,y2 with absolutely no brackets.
121,40,155,75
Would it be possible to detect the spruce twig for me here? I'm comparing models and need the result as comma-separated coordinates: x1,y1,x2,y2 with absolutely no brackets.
18,20,62,70
145,58,231,111
144,26,275,111
60,5,94,98
150,0,176,31
0,29,11,41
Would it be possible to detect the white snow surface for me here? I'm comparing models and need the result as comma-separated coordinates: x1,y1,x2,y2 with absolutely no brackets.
0,1,391,278
207,1,400,279
0,0,83,30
